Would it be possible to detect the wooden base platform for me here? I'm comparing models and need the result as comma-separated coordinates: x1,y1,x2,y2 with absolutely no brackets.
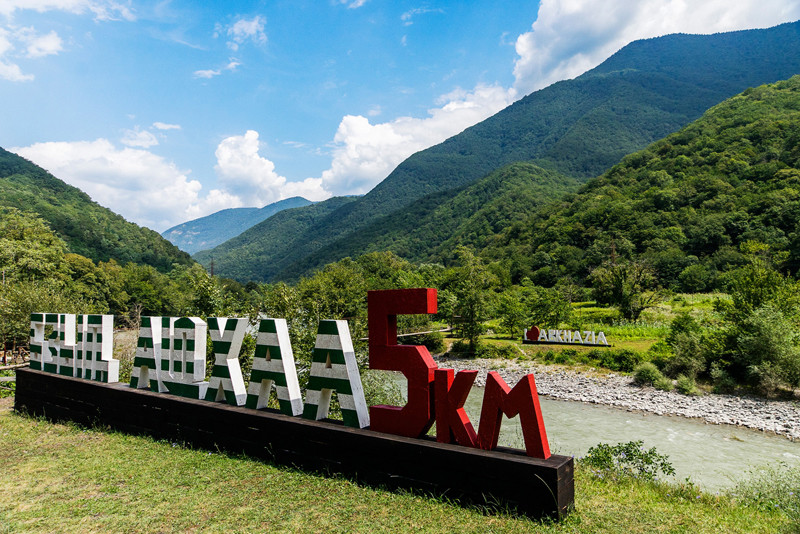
14,367,574,519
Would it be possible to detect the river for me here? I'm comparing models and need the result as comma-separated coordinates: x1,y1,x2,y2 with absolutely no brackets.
464,387,800,491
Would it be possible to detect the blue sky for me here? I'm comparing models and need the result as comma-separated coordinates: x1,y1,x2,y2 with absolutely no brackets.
2,0,800,231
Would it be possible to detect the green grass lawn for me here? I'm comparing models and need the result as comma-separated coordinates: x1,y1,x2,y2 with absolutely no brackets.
0,397,792,533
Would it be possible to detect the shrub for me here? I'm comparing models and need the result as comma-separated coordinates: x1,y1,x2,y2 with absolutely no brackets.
448,339,475,357
675,374,700,396
666,331,706,379
654,376,674,391
476,343,519,359
633,362,663,386
735,305,800,394
402,331,446,354
710,362,737,394
583,440,675,481
728,462,800,523
593,348,645,373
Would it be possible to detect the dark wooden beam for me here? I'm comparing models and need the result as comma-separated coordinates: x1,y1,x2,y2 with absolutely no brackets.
14,367,574,519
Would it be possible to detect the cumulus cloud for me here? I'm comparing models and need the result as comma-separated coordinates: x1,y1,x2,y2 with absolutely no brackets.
12,139,240,231
513,0,800,95
214,130,328,206
319,84,515,195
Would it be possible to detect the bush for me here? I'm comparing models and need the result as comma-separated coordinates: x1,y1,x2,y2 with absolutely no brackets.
675,374,700,396
583,440,675,482
592,348,645,373
654,376,674,391
402,331,446,354
476,343,519,359
666,331,706,379
448,339,475,357
728,462,800,523
710,362,737,394
633,362,663,385
735,305,800,394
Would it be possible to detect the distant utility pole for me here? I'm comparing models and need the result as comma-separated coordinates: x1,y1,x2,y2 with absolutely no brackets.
209,259,215,277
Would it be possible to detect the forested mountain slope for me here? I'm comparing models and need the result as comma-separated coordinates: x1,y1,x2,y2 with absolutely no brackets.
192,196,358,282
280,163,579,282
484,75,800,290
200,21,800,282
0,148,192,271
162,197,313,254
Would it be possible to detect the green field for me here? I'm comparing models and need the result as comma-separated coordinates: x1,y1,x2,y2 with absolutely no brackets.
0,397,792,533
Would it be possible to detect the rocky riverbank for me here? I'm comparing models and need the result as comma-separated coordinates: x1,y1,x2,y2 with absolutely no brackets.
435,356,800,441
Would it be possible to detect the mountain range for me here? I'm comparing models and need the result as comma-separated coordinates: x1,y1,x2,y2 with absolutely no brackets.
161,197,313,254
195,20,800,283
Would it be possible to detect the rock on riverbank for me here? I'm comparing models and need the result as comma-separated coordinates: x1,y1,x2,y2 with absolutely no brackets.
436,356,800,441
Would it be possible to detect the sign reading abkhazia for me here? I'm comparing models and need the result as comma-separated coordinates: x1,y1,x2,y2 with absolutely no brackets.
27,289,551,459
523,325,609,347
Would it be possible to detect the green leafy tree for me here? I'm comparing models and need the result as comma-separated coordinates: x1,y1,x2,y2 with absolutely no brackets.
589,259,663,321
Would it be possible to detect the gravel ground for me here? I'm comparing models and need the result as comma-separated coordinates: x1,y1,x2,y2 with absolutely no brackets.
436,356,800,441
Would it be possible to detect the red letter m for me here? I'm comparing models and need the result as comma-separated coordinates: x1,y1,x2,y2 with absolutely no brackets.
478,371,551,459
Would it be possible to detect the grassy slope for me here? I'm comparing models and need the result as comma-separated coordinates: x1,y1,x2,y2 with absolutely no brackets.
0,148,192,272
0,399,789,533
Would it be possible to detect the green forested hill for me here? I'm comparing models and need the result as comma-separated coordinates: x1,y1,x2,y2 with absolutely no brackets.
0,147,192,271
200,21,800,282
162,196,313,254
192,196,358,281
484,75,800,290
281,163,579,281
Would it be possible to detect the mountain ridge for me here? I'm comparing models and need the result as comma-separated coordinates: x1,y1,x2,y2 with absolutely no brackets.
162,196,313,254
200,20,800,282
0,147,192,271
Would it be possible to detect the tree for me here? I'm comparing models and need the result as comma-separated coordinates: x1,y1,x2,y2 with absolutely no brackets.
589,259,663,321
444,247,498,354
497,290,527,338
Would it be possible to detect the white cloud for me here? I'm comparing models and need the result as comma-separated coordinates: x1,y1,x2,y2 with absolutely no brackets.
22,29,62,57
11,139,238,231
0,1,133,82
222,15,266,51
401,7,443,26
153,122,181,131
338,0,369,8
513,0,800,95
214,130,329,206
121,127,158,148
319,84,515,195
0,0,134,21
193,68,220,79
193,57,240,80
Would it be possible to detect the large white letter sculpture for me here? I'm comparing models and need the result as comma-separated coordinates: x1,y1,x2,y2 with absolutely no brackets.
30,313,117,382
130,316,208,399
302,319,369,429
205,317,248,405
246,318,303,415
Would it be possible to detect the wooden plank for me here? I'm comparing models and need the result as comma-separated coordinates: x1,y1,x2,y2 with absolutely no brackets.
14,367,574,519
